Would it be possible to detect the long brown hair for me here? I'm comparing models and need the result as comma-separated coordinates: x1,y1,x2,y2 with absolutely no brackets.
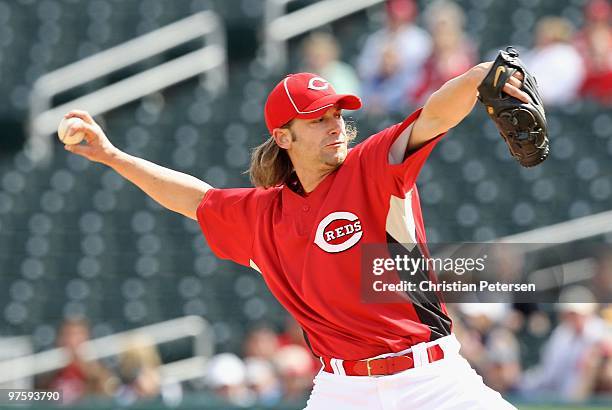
248,121,358,188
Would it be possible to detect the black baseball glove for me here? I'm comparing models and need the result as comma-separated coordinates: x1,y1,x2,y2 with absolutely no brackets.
478,47,549,167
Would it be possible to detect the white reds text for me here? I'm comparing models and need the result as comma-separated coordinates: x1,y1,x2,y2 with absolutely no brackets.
324,221,362,242
314,211,363,253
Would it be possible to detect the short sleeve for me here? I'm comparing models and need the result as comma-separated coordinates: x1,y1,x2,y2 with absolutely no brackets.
357,108,445,196
197,188,264,267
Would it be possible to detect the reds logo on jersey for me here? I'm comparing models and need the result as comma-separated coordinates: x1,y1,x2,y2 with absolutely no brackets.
314,211,363,253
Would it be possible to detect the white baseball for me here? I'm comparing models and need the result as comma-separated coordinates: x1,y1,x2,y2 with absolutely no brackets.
57,117,86,145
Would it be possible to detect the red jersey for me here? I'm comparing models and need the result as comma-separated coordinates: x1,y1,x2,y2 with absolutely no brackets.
197,109,451,360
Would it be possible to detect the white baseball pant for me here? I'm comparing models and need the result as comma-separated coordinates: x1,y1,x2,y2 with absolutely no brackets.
305,335,516,410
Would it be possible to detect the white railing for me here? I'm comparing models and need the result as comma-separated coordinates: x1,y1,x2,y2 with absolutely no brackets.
0,316,213,386
28,11,227,163
263,0,385,71
497,209,612,251
0,336,32,389
160,356,209,383
489,210,612,292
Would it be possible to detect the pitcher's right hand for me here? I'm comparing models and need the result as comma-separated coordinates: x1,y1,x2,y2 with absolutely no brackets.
62,110,120,165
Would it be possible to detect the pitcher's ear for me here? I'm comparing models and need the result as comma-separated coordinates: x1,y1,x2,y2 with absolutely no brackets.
272,128,292,149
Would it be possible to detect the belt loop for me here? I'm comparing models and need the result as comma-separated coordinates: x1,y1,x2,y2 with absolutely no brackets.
330,358,346,375
411,342,428,368
438,334,460,357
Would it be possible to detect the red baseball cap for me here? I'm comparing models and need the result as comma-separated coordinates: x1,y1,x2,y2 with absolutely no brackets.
264,73,362,133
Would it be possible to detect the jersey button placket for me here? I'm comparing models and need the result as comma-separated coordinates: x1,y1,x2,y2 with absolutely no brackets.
296,203,311,236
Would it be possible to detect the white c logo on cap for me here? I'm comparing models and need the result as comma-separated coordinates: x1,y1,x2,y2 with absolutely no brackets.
307,77,329,91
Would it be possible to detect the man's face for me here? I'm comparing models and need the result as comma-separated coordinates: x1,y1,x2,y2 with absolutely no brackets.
561,311,589,333
57,322,89,352
283,107,348,172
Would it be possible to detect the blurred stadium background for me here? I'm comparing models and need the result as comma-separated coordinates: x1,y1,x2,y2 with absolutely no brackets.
0,0,611,408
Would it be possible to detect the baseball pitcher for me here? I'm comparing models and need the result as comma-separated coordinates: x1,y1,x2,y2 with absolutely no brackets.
63,49,545,409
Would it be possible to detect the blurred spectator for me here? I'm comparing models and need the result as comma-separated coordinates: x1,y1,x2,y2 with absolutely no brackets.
591,338,612,394
480,328,522,394
359,44,413,115
278,316,320,374
523,17,585,105
520,287,609,401
411,0,477,105
357,0,432,115
37,317,116,405
243,324,279,361
300,32,360,96
458,303,512,334
575,0,612,104
205,353,254,406
593,248,612,303
244,357,282,405
455,303,511,370
115,335,170,406
449,305,487,370
277,316,309,348
272,345,314,401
